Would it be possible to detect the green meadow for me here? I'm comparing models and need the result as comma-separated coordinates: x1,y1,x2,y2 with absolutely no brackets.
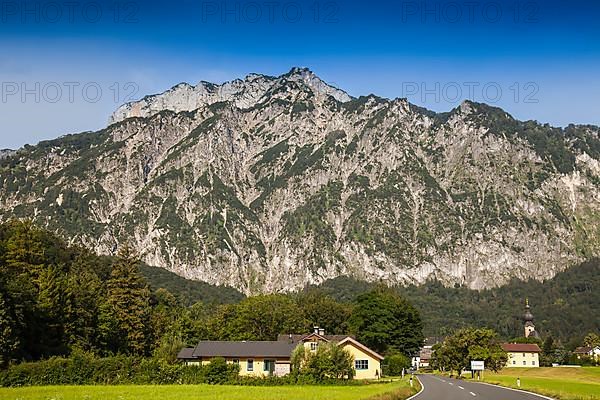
481,367,600,400
0,378,416,400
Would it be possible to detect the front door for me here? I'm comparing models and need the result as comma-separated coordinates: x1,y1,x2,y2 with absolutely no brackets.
263,359,275,375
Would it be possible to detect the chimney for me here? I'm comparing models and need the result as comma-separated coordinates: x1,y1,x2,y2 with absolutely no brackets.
319,328,325,336
314,326,319,334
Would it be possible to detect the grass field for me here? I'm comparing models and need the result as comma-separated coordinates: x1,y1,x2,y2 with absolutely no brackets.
0,378,416,400
479,367,600,400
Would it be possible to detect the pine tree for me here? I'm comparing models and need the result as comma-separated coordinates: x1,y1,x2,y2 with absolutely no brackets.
105,244,150,355
0,292,19,367
64,261,103,351
36,264,69,355
4,220,46,274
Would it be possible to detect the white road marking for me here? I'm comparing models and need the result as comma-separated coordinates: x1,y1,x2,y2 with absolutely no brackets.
474,381,555,400
416,376,553,400
458,386,465,390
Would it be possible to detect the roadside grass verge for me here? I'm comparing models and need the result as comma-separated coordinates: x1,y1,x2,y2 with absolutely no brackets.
0,377,418,400
477,367,600,400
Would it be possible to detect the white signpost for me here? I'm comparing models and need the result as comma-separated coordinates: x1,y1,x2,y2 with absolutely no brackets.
471,361,485,380
471,361,485,371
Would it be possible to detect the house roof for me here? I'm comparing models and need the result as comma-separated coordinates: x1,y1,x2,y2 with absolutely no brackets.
338,337,385,361
574,346,593,354
191,341,297,359
177,347,196,360
179,334,380,361
277,333,355,343
419,347,433,360
501,343,542,353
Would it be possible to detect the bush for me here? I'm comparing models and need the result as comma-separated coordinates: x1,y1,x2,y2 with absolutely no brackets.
382,354,410,377
291,343,355,381
204,357,239,384
567,354,597,367
135,358,183,384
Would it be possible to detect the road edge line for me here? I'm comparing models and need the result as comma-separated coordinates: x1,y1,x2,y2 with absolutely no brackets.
474,380,556,400
406,375,424,400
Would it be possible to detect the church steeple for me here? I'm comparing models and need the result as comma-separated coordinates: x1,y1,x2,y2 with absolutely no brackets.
523,298,537,338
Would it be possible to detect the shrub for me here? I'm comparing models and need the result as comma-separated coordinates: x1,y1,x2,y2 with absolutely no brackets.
204,357,239,384
382,354,410,377
179,364,207,384
291,342,355,381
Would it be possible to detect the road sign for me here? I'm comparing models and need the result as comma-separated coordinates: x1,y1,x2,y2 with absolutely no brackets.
471,361,485,371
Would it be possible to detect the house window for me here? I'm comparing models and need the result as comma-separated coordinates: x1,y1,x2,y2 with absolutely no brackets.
523,353,526,357
310,342,318,351
233,359,239,365
247,359,254,372
355,360,369,370
512,360,516,365
523,361,526,365
532,360,536,365
264,359,275,373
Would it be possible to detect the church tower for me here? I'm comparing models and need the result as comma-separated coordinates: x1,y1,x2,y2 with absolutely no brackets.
523,299,539,338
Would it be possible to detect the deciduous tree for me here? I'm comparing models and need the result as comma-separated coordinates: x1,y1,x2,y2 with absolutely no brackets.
348,287,423,355
297,290,352,334
583,332,600,348
431,328,507,375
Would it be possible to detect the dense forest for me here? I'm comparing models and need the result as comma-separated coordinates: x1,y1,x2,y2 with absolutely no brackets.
0,220,422,366
143,251,599,345
0,220,597,368
309,260,600,345
139,264,244,305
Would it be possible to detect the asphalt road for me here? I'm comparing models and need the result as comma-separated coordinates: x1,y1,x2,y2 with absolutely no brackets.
413,374,552,400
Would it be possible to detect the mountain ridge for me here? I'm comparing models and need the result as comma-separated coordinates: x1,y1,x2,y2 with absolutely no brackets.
109,67,353,124
1,67,599,294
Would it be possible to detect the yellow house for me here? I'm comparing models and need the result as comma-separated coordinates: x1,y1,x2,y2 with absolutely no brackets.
338,336,384,379
177,328,383,379
502,343,541,368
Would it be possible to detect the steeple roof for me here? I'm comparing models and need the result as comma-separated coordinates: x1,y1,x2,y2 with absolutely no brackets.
524,298,534,322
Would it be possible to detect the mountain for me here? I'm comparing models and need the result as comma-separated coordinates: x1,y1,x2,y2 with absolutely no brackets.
0,149,15,160
1,67,599,294
109,67,352,124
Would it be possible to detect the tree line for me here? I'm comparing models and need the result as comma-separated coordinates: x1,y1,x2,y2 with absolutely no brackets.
310,259,600,345
0,220,423,368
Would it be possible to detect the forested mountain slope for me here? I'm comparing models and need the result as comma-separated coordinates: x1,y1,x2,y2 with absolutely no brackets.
310,259,600,342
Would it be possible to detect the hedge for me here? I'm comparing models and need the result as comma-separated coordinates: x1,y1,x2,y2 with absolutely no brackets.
0,352,377,387
0,352,237,387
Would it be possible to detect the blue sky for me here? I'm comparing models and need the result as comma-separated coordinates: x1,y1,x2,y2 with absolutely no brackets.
1,0,599,149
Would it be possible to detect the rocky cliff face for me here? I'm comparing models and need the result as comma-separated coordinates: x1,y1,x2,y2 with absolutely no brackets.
0,149,15,160
1,68,599,294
